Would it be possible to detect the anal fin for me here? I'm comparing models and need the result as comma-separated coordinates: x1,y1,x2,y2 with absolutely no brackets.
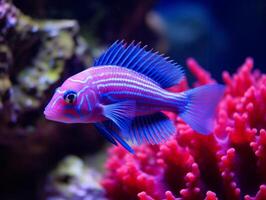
128,112,176,145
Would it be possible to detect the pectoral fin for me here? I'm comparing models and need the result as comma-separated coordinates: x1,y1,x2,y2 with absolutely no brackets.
102,100,136,133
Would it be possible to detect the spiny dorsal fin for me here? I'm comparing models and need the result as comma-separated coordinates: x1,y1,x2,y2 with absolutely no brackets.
94,40,184,88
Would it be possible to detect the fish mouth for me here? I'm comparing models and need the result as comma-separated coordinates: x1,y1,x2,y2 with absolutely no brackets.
44,112,65,123
44,109,60,121
44,113,55,120
44,109,73,123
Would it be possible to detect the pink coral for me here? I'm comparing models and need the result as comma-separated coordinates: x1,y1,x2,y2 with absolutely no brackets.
102,58,266,200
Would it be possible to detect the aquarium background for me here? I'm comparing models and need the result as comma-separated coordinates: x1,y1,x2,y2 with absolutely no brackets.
14,0,266,77
0,0,265,199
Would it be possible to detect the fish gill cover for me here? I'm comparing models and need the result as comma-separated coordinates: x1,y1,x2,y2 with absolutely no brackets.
102,58,266,200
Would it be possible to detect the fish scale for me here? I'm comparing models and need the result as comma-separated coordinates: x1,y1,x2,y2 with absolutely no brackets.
88,66,178,114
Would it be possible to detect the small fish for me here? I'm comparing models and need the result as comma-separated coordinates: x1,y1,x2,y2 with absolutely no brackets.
44,41,225,153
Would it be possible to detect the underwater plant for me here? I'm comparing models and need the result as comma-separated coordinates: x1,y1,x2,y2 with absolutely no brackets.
102,57,266,200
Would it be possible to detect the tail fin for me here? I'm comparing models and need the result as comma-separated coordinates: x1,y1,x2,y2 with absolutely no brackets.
177,84,225,135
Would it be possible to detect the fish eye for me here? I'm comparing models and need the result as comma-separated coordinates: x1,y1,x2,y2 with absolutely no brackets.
63,90,77,104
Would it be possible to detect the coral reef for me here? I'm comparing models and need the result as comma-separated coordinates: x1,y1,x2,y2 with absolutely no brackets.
42,155,107,200
0,0,88,126
102,58,266,200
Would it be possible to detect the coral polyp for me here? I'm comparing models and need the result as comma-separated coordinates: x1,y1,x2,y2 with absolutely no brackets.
102,58,266,200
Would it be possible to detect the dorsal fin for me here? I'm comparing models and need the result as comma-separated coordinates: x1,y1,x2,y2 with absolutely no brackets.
94,40,184,88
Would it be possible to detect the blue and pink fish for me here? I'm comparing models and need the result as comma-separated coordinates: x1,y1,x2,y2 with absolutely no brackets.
44,41,225,153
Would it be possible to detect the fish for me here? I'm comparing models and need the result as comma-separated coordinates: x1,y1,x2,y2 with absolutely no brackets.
44,41,225,153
